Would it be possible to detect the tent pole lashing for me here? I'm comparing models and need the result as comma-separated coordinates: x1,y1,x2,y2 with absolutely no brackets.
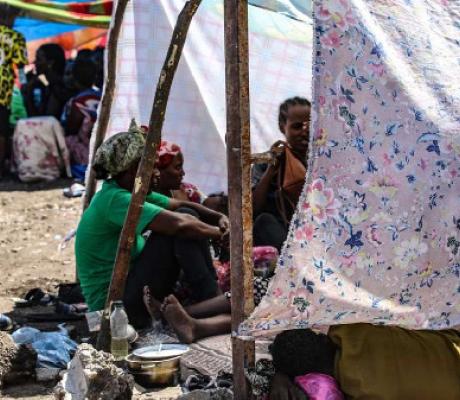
224,0,255,399
83,0,130,211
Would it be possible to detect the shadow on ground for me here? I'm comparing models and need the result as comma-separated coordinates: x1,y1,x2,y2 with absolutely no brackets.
0,178,73,193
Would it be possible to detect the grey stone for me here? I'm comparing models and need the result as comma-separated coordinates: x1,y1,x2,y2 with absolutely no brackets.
55,343,134,400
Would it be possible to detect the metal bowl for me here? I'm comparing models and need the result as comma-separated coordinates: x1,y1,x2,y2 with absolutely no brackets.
125,354,180,387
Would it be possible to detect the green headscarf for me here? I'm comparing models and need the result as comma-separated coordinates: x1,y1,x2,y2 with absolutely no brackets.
93,120,146,178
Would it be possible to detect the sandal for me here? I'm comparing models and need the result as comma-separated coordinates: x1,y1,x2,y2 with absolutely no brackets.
0,314,13,331
24,288,55,307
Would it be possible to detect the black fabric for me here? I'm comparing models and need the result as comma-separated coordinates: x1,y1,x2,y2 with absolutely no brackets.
0,105,11,137
22,76,76,120
57,283,85,304
124,207,218,328
253,212,288,252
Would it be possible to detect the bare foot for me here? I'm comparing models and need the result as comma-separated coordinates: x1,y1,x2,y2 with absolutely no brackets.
162,295,196,344
142,286,162,320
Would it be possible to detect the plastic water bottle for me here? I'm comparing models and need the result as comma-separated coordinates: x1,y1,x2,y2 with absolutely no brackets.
33,88,41,109
110,301,129,361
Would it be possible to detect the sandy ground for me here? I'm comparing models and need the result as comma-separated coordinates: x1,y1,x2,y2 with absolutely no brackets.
0,178,80,399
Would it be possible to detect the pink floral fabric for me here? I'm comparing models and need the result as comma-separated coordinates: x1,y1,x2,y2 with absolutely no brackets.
13,116,71,182
241,0,460,336
179,182,207,204
295,374,344,400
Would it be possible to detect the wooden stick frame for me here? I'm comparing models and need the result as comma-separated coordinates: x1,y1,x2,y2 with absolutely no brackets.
224,1,255,399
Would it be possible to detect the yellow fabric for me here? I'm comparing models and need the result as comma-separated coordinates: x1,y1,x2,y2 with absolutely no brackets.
0,25,27,106
329,323,460,400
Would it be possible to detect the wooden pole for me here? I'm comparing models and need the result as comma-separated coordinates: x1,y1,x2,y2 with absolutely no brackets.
97,0,203,352
224,1,255,399
83,0,129,210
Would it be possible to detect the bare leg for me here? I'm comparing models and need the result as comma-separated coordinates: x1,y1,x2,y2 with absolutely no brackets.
185,294,231,319
162,295,231,344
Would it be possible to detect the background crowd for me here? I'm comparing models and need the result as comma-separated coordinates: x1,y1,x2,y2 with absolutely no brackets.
0,4,103,180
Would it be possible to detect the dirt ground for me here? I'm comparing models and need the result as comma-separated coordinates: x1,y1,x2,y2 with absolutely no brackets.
0,178,80,399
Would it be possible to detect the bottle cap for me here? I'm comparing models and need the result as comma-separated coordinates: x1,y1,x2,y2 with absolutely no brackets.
112,300,124,307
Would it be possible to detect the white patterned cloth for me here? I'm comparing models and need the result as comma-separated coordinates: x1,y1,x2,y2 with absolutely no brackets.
13,116,71,182
88,0,312,193
241,0,460,336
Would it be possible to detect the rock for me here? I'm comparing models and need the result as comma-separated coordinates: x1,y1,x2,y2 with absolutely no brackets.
36,367,61,382
0,332,37,388
55,343,134,400
0,332,16,386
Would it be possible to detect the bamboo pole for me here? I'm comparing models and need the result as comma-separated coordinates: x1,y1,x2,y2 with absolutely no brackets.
224,1,255,399
83,0,129,210
97,0,203,352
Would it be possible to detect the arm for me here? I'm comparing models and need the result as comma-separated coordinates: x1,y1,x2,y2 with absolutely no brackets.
167,198,228,230
147,209,224,240
252,141,285,216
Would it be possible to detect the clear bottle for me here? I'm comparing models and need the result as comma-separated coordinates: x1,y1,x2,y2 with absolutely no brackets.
33,88,41,109
110,300,129,361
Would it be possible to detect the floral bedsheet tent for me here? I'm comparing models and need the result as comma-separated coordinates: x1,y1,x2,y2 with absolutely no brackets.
241,0,460,336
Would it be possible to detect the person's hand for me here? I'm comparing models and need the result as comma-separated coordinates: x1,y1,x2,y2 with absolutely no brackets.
219,230,230,250
270,140,286,157
269,373,307,400
269,140,286,169
218,215,229,234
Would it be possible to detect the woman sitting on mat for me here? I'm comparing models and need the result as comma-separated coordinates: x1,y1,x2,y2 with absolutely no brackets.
75,121,229,329
155,139,228,213
252,96,310,251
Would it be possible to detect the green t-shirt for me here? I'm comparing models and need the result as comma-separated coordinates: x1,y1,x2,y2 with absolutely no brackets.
75,180,170,311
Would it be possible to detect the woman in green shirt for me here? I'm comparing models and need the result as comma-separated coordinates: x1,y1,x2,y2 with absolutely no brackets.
76,123,229,328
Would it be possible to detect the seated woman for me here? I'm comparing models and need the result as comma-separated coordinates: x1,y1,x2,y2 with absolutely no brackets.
22,43,75,120
155,140,228,213
252,97,310,251
61,57,101,176
269,325,460,400
75,122,229,329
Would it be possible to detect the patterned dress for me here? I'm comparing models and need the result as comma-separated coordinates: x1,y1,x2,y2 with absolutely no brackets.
0,25,27,107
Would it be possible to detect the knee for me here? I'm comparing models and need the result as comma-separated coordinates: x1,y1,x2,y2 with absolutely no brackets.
254,212,278,227
176,207,199,219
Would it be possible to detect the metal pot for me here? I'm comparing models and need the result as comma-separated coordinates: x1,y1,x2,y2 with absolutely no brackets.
125,354,180,387
130,368,178,387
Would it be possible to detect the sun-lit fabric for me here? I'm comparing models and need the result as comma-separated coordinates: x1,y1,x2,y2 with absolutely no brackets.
241,0,460,336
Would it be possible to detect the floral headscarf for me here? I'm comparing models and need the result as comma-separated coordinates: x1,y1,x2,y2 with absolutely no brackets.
93,120,146,177
156,140,182,169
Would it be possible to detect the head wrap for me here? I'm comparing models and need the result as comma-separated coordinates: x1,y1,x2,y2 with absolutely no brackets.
156,140,182,169
93,119,146,178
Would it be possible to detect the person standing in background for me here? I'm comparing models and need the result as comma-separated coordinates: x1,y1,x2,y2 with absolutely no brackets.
0,4,27,176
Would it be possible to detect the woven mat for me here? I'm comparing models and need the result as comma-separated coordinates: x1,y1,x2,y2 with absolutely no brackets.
182,334,233,376
137,326,273,377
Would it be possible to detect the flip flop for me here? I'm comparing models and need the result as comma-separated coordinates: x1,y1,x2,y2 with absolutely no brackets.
0,314,13,331
24,288,55,307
